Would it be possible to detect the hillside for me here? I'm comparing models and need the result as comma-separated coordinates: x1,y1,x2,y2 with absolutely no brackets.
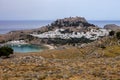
0,36,120,80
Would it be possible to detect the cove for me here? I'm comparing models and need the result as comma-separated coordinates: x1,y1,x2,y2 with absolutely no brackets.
9,44,45,53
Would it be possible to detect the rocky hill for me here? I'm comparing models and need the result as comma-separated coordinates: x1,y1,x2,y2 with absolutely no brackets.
104,24,120,31
45,17,97,32
50,17,95,28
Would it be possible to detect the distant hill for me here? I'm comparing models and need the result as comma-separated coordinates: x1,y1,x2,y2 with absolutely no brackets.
104,24,120,31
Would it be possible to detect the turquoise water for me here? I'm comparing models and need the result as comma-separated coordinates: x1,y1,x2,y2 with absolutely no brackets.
9,44,45,53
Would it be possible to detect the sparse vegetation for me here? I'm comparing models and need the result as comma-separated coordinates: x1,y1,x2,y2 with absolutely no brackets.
46,37,93,45
0,35,120,80
0,44,120,79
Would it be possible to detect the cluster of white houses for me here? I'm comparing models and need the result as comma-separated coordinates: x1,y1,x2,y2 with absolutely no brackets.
6,40,27,45
31,28,110,40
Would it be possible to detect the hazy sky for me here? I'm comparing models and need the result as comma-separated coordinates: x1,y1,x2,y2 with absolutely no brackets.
0,0,120,20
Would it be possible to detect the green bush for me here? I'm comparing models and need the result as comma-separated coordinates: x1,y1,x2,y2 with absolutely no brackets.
116,32,120,39
109,30,115,36
0,46,13,57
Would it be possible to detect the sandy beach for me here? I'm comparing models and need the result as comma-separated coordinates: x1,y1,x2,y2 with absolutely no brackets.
43,44,55,50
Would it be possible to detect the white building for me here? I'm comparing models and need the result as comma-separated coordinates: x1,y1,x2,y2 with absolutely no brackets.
30,28,110,40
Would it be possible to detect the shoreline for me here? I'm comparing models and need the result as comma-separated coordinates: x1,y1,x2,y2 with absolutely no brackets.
0,40,56,53
43,44,55,50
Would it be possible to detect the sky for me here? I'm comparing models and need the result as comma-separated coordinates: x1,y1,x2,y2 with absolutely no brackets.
0,0,120,20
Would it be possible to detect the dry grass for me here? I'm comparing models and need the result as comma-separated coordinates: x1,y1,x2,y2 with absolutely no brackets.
0,38,120,80
0,55,120,80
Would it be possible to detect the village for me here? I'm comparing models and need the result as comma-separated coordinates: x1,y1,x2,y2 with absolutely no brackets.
30,28,110,40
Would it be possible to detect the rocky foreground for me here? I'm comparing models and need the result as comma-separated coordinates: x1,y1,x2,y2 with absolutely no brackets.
0,43,120,80
0,55,120,80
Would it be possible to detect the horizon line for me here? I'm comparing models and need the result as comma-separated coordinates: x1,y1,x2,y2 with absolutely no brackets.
0,19,120,21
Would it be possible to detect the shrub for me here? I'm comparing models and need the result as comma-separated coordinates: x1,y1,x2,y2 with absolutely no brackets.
116,32,120,39
109,31,115,36
100,45,106,49
0,40,6,43
0,46,13,57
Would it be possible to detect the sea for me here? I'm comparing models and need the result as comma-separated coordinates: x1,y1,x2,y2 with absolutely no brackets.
9,44,45,53
0,20,53,34
0,20,120,34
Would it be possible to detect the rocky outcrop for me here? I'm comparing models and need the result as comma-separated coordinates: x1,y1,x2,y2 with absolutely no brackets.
50,17,96,28
104,24,120,31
